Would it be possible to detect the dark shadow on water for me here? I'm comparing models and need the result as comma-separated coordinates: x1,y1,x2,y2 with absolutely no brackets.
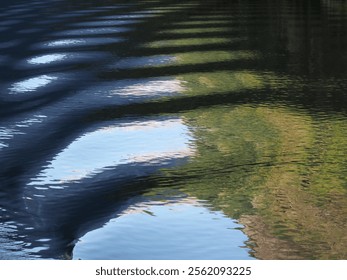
20,161,181,259
100,60,259,80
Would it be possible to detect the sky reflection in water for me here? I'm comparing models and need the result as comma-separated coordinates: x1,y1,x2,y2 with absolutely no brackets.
73,199,253,260
9,75,58,94
29,118,194,186
27,54,68,65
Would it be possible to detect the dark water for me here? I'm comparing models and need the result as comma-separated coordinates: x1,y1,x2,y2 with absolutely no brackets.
0,0,346,260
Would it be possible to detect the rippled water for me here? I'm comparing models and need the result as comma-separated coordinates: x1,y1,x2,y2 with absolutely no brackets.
0,0,346,260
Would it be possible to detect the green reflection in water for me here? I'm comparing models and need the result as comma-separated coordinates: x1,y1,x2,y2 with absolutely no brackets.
88,0,347,259
144,37,235,48
159,27,231,34
175,51,260,64
140,0,347,259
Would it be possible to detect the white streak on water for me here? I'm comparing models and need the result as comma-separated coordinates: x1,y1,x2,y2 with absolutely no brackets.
40,38,123,49
54,27,130,36
27,54,67,65
46,39,84,47
9,75,58,94
110,79,185,97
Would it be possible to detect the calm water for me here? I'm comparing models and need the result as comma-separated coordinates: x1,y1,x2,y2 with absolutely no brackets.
0,0,346,260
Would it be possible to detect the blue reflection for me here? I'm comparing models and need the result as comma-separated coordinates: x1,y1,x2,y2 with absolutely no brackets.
73,200,253,260
30,118,193,185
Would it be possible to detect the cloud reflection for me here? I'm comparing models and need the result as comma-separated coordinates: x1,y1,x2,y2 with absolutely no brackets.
109,79,185,97
41,38,123,48
30,118,194,185
9,75,58,94
27,54,67,65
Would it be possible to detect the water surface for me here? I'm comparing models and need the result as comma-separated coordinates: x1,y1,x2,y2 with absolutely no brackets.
0,0,346,260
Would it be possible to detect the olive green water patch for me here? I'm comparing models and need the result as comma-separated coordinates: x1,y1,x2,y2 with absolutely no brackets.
171,20,232,27
159,27,232,34
175,50,260,65
158,105,281,219
246,108,347,259
154,104,347,259
179,71,265,95
143,37,235,48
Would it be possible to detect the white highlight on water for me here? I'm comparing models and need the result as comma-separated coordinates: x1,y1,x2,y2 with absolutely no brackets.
9,75,57,94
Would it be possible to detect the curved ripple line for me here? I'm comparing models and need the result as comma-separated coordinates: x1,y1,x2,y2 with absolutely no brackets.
70,20,139,27
29,118,194,185
52,27,131,36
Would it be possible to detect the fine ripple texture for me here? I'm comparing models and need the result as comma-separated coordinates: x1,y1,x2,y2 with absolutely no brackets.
0,0,346,260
